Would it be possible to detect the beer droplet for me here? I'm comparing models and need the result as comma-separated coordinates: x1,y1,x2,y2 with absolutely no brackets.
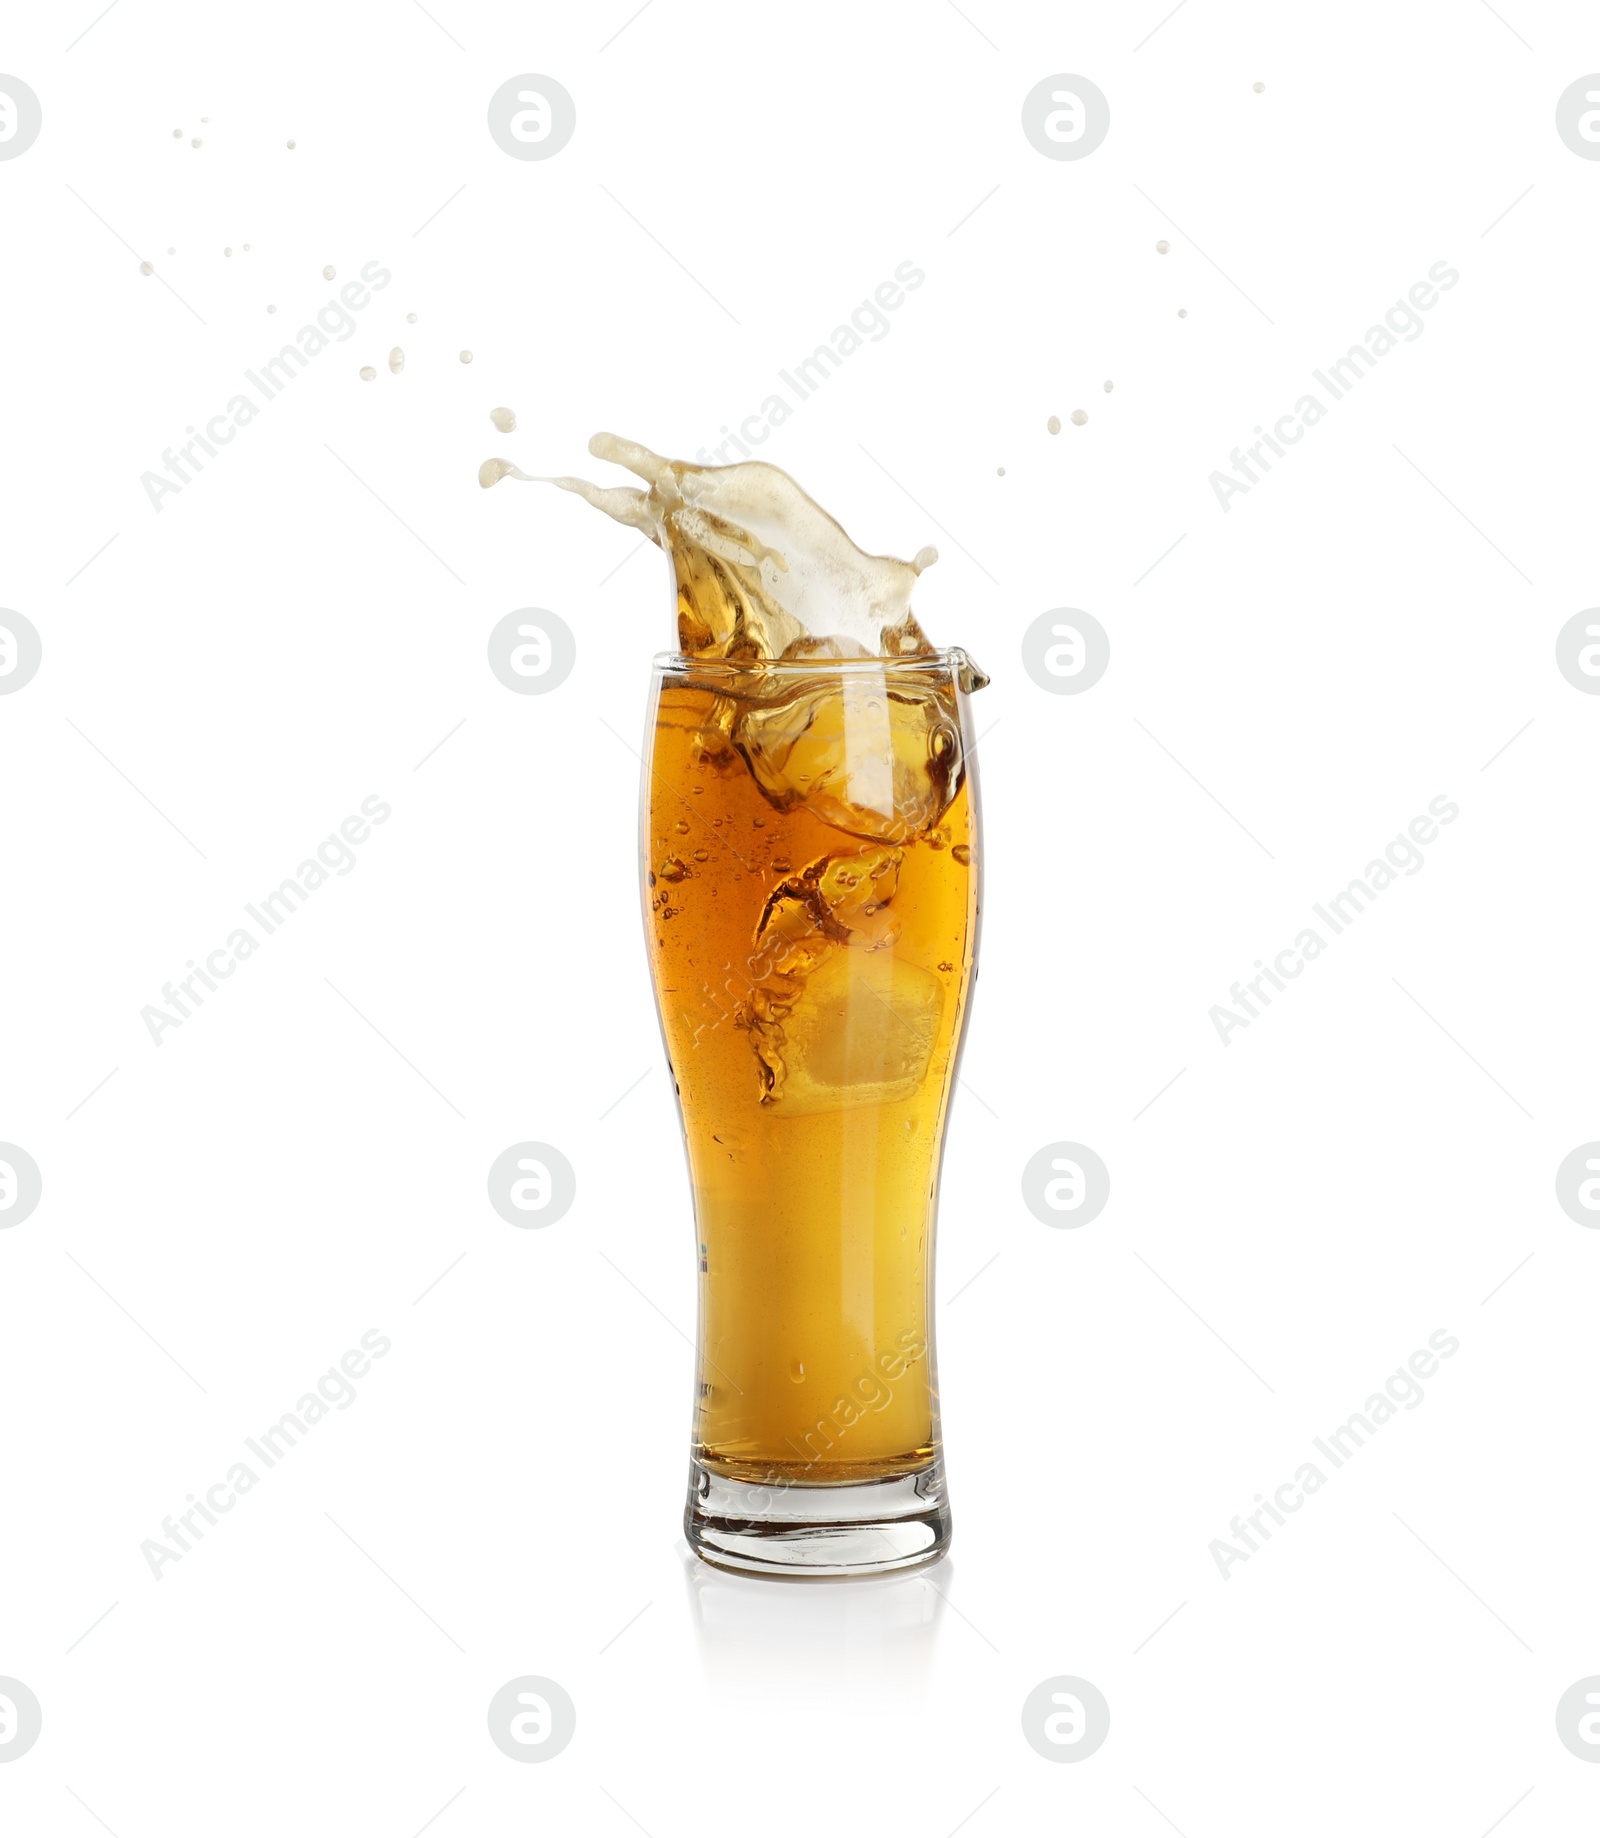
191,138,203,148
789,1361,806,1384
201,116,212,123
266,304,276,314
166,246,175,255
323,265,335,280
459,350,474,364
1253,80,1265,92
139,260,153,275
692,849,710,863
286,139,296,149
1047,414,1061,434
771,859,792,874
1156,238,1170,253
1103,379,1114,393
659,856,688,882
406,312,417,323
996,466,1006,476
1071,409,1088,426
1178,307,1188,318
171,129,182,139
952,843,972,865
674,820,690,834
490,406,516,433
360,366,376,381
224,246,232,257
478,457,532,488
388,347,405,373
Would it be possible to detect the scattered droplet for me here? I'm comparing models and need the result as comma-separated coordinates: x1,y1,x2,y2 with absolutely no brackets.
459,350,473,364
674,820,690,835
1156,239,1170,253
912,544,938,572
692,849,710,863
171,129,182,139
166,246,175,255
389,347,405,373
406,312,417,323
1047,414,1061,434
996,466,1006,476
1103,380,1114,393
1253,81,1265,93
478,457,533,488
659,856,688,883
360,366,376,381
1178,307,1188,318
191,138,203,149
286,139,296,150
323,265,335,280
952,843,972,866
789,1361,806,1384
490,406,516,433
1071,408,1088,426
243,243,250,252
267,304,276,314
201,116,212,123
224,247,232,257
139,260,153,276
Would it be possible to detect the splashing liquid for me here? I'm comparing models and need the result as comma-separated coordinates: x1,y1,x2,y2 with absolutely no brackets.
596,437,989,1495
482,433,981,682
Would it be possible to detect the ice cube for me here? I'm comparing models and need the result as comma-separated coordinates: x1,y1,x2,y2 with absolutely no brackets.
733,674,962,842
767,946,945,1118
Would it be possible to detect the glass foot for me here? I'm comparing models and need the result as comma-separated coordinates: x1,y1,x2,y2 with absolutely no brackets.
685,1459,951,1578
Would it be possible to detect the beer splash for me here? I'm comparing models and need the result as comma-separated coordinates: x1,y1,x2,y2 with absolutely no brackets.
481,432,986,685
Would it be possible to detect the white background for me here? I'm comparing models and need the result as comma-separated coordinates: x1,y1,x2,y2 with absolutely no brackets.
2,0,1597,1831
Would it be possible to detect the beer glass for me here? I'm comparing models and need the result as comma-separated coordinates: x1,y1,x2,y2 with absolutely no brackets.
641,650,982,1576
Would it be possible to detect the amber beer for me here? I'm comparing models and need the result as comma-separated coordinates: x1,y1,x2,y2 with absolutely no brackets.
643,651,981,1576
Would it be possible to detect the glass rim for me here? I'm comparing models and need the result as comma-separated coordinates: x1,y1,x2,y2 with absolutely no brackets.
651,647,975,676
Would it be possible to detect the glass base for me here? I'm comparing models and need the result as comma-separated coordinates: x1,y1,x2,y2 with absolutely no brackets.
685,1458,951,1579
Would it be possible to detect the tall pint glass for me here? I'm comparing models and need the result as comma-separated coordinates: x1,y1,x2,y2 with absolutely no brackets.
642,650,982,1576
